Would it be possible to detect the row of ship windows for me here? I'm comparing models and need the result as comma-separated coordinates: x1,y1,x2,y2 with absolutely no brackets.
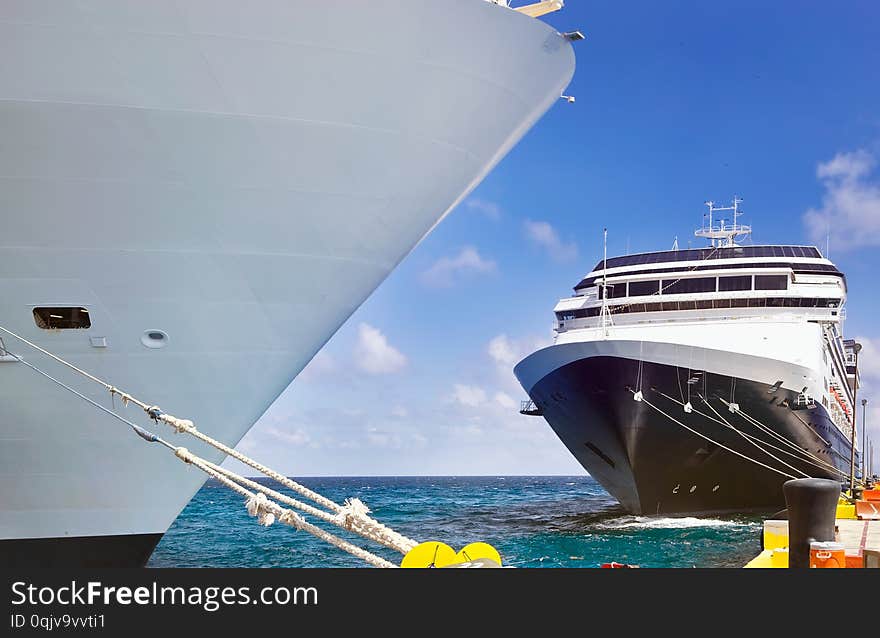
597,274,789,299
575,262,842,290
556,297,842,320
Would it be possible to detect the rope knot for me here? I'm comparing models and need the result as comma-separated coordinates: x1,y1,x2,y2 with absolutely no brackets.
245,492,276,526
175,447,194,464
163,415,194,434
279,510,305,531
145,405,163,421
337,498,371,530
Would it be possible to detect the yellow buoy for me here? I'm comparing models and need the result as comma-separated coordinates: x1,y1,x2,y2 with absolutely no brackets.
400,541,458,568
454,542,502,567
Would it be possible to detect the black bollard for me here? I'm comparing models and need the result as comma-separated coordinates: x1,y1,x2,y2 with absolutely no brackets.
783,478,840,569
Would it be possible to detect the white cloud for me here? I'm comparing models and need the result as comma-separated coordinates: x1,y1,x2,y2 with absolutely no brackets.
366,425,428,450
354,323,407,374
420,246,496,288
262,425,312,447
803,149,880,251
487,333,552,390
391,405,409,418
225,380,584,476
494,391,517,410
523,220,578,261
856,336,880,382
296,350,336,382
488,334,519,368
450,384,488,407
465,197,501,220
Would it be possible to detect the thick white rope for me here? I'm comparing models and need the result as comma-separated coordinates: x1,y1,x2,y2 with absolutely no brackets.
147,410,418,551
153,413,418,551
0,325,418,558
632,388,798,479
202,460,416,553
174,448,396,568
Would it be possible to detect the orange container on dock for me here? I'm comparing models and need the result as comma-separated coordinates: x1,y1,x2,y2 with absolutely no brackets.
809,541,845,568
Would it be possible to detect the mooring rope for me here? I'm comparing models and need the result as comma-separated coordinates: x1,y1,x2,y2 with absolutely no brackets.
173,448,396,568
717,396,860,484
697,393,810,478
630,387,798,479
0,324,417,564
144,405,417,554
199,460,412,553
654,388,850,479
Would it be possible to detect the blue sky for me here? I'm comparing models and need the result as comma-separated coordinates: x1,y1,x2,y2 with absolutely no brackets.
233,1,880,477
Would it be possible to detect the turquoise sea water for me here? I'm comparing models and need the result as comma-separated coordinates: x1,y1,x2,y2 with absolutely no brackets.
148,476,763,568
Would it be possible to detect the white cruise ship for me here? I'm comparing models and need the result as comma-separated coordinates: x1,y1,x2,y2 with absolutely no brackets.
0,0,576,565
515,199,863,515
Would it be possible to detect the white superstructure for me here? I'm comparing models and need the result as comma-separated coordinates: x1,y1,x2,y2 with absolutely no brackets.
0,0,576,563
515,200,861,514
540,209,856,440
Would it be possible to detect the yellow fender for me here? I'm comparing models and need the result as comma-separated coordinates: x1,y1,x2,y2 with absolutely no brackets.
401,541,503,568
400,542,458,568
454,542,502,567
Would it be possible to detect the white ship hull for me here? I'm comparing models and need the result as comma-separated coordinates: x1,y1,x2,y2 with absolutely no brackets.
0,0,575,564
517,318,827,400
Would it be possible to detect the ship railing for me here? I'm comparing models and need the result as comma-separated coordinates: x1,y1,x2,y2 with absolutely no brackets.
520,400,543,416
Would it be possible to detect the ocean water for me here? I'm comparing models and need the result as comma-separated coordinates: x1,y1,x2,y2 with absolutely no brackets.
148,476,763,568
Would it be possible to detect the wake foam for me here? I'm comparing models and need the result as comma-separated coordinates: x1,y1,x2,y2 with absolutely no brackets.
596,516,751,530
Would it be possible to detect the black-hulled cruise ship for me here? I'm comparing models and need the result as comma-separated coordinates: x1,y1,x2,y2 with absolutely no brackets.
515,199,863,515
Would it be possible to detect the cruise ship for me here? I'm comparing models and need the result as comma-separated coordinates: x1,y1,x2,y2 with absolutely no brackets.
515,199,863,515
0,0,577,565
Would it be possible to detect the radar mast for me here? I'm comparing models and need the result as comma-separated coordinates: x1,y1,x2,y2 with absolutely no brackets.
695,196,752,247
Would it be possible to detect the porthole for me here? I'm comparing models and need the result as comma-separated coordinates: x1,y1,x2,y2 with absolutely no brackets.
141,330,169,349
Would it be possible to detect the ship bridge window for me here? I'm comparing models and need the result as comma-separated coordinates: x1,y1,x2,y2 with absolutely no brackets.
33,307,91,330
598,283,628,299
590,245,822,272
755,275,789,290
555,309,599,321
575,263,841,291
718,275,752,291
661,277,717,294
628,280,660,297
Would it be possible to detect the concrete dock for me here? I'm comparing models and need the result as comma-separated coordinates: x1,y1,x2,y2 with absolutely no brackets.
746,504,880,568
